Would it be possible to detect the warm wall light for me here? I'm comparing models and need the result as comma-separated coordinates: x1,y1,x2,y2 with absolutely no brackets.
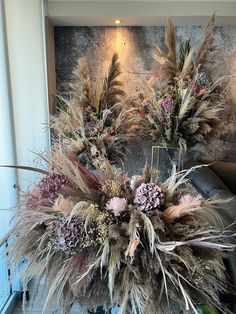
114,19,121,25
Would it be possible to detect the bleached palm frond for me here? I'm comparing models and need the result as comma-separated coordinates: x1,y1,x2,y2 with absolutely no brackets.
178,89,194,120
181,48,193,74
153,44,166,65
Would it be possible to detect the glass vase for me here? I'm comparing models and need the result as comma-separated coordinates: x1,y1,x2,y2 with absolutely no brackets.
151,145,184,182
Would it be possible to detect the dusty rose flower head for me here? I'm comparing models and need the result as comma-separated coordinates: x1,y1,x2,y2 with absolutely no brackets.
106,197,127,216
134,183,164,212
147,74,159,87
179,194,202,207
142,99,151,107
105,135,119,143
38,173,69,200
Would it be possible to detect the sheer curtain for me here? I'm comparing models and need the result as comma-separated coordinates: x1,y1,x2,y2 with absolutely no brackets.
0,0,18,310
0,0,49,312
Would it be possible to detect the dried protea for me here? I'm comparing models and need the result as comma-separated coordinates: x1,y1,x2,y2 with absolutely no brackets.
46,216,83,255
38,173,69,199
134,183,164,212
195,72,213,88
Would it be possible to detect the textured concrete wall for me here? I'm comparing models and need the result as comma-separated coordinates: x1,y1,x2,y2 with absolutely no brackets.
54,26,236,174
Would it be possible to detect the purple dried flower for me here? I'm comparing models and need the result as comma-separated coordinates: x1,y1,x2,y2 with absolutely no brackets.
134,183,164,212
161,98,173,111
38,174,69,199
46,216,83,255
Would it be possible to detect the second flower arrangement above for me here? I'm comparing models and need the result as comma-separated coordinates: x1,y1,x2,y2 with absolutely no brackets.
133,15,228,151
51,53,133,167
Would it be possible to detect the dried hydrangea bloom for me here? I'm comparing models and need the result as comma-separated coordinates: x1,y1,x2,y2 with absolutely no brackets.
46,216,83,255
134,183,164,212
38,173,69,200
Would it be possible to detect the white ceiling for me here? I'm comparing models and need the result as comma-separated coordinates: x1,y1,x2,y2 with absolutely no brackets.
46,0,236,26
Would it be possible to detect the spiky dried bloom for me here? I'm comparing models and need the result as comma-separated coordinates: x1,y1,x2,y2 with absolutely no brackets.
50,53,133,167
6,155,235,314
133,15,228,151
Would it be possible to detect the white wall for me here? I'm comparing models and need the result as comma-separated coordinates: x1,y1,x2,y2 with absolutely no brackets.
4,0,50,191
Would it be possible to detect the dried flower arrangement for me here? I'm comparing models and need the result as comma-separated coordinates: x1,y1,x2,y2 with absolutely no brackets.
51,53,132,166
5,152,235,314
135,15,227,151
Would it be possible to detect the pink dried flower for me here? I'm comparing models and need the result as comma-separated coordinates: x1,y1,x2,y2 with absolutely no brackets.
106,197,127,216
139,112,146,119
134,183,164,212
142,99,151,107
192,83,208,96
147,74,159,87
38,174,69,200
179,194,202,207
105,135,119,143
161,98,173,111
164,194,202,222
